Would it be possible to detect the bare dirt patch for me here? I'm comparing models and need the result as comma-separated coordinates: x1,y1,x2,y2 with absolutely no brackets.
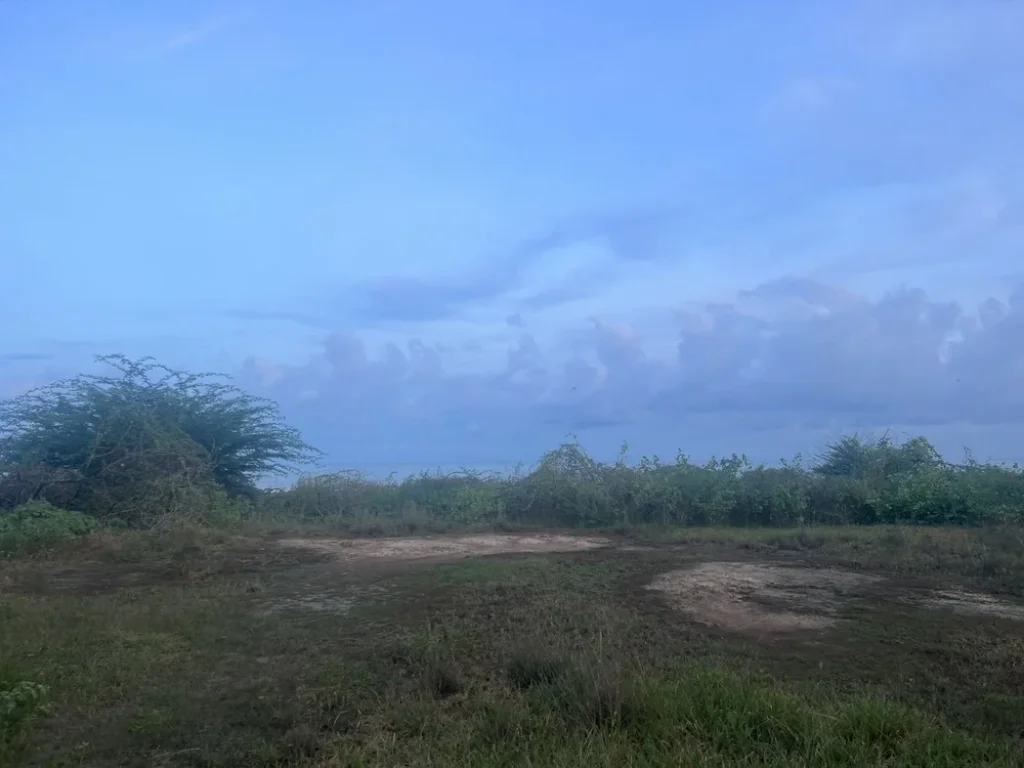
647,561,882,635
921,589,1024,621
277,533,610,564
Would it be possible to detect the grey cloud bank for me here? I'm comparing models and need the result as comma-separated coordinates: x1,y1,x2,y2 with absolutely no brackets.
232,276,1024,472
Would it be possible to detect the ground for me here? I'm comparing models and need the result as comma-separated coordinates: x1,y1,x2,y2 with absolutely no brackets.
1,526,1023,766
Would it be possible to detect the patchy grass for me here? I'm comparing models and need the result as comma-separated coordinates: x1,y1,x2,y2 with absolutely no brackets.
2,525,1023,766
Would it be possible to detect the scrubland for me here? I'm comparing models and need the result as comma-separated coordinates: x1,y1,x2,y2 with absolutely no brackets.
2,357,1023,766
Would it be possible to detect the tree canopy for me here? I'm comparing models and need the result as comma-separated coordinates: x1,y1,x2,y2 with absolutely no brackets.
0,355,320,525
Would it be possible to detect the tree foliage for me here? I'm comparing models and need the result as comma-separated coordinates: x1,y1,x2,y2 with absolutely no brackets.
814,433,942,480
0,355,320,525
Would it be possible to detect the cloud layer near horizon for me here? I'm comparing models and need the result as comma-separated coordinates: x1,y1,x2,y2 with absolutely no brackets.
230,277,1024,468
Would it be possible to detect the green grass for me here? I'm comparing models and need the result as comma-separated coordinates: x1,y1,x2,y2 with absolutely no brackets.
2,525,1024,766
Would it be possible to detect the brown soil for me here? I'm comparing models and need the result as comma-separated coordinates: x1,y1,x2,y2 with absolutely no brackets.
647,561,882,635
277,533,610,564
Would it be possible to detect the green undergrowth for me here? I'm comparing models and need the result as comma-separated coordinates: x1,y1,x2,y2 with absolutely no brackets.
350,657,1020,767
252,435,1024,529
0,500,99,556
2,608,1018,768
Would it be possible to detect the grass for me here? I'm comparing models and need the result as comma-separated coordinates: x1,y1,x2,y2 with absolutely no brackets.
2,524,1024,766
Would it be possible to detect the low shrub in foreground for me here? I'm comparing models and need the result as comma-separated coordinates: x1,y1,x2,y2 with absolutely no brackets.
0,666,51,764
0,500,98,555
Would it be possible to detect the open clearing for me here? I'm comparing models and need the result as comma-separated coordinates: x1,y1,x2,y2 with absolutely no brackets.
278,532,610,563
276,533,1024,630
647,561,1024,633
647,562,884,633
3,526,1024,766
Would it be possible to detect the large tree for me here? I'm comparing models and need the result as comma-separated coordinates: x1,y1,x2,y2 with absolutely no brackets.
0,355,320,523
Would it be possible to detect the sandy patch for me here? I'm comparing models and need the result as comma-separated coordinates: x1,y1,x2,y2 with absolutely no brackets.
648,562,882,635
278,533,610,564
921,590,1024,621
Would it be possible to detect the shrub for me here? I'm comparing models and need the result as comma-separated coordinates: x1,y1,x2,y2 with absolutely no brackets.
0,666,52,761
0,355,319,527
0,500,99,555
255,435,1024,530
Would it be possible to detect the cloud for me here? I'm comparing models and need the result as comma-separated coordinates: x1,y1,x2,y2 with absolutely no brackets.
350,276,489,323
231,276,1024,469
252,203,691,329
226,157,1022,338
224,308,330,329
154,16,238,55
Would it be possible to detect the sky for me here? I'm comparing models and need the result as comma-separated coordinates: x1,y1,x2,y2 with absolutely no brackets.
2,0,1023,475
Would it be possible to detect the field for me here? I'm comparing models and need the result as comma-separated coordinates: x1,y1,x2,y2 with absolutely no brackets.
3,523,1024,767
3,361,1024,765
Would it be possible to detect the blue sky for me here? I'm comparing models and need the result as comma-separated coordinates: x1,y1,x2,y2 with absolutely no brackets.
2,0,1024,474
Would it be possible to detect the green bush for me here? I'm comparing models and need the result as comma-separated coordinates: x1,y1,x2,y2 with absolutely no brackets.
0,500,99,555
0,665,52,762
253,435,1024,530
0,355,319,527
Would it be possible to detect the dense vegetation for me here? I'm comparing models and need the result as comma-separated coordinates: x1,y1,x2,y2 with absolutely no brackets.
2,356,1024,554
0,355,318,545
262,435,1024,531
